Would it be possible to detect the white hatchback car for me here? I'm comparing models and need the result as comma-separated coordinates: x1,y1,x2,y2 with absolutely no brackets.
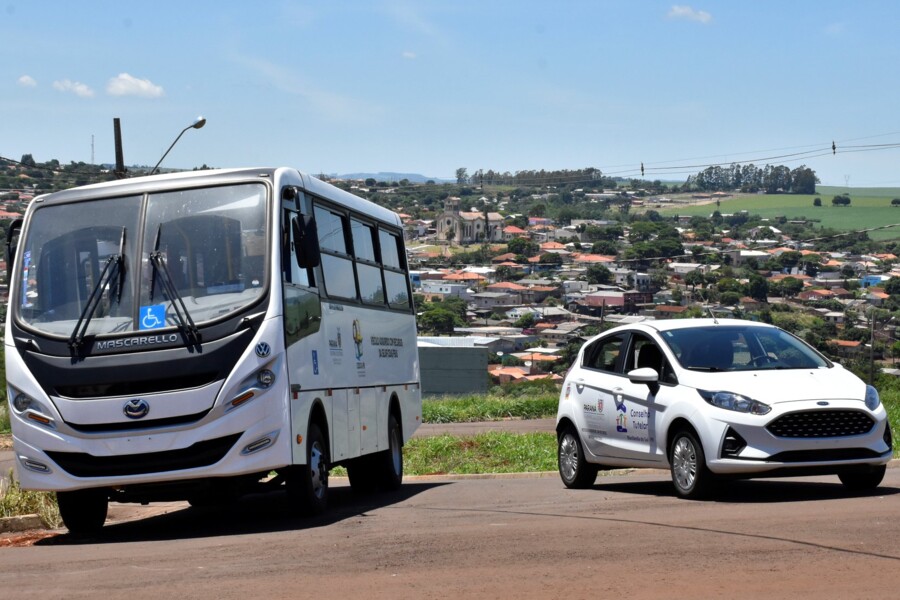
556,318,893,498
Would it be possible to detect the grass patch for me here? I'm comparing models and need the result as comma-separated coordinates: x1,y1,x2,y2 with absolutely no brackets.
423,380,560,423
404,432,557,475
655,190,900,241
423,395,557,423
0,400,9,435
879,385,900,458
0,470,61,528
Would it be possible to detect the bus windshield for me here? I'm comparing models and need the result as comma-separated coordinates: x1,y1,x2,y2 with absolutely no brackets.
16,182,268,339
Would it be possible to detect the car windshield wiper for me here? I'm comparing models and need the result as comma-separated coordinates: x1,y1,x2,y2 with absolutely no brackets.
69,227,126,351
148,223,200,346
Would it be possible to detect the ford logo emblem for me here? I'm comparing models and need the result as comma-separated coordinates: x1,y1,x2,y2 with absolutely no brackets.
817,401,829,406
256,342,271,358
123,399,150,420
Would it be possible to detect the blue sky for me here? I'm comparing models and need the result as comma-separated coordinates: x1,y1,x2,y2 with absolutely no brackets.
3,1,900,186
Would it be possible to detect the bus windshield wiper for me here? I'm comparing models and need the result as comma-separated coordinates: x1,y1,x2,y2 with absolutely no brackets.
69,227,126,351
148,224,200,345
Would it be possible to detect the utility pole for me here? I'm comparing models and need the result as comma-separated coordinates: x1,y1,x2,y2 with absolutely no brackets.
113,118,127,179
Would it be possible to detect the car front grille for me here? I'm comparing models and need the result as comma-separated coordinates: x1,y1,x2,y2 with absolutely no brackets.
766,409,875,438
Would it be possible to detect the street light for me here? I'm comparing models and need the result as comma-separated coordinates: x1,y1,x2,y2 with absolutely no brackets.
150,116,206,175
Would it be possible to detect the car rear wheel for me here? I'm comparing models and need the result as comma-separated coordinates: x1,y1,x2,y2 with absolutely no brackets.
669,429,714,499
838,465,886,491
558,426,598,489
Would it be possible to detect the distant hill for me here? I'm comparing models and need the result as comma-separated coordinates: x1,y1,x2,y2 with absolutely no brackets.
334,172,451,184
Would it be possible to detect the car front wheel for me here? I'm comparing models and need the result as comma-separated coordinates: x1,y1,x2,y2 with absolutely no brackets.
669,429,715,499
838,465,886,491
558,426,598,489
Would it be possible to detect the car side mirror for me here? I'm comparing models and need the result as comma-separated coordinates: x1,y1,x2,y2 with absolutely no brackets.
628,366,660,394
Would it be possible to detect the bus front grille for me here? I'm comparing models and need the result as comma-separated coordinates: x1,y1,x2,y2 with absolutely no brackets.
46,433,242,478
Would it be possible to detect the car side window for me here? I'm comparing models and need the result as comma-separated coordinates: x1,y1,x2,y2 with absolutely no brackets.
582,333,627,373
628,334,678,385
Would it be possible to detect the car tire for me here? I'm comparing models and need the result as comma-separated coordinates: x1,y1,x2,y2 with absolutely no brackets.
558,426,598,489
669,429,714,499
287,422,329,515
56,488,109,536
838,465,886,491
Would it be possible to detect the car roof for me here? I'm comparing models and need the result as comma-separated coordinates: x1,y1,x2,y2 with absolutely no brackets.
606,318,777,336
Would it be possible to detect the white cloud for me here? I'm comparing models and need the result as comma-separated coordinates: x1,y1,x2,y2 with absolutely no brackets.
17,75,37,87
667,5,713,24
52,79,95,98
106,73,165,98
402,51,417,60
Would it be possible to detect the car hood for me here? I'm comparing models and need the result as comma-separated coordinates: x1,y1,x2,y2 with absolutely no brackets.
678,364,867,405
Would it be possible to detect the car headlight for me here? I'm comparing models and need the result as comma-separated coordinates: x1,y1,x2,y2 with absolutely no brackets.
699,390,771,415
865,385,881,411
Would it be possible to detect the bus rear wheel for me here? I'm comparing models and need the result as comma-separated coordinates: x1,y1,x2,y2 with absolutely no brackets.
348,413,403,493
57,488,109,536
287,422,329,515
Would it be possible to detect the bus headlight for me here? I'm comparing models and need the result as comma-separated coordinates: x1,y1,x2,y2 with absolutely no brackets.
10,389,55,428
12,392,35,412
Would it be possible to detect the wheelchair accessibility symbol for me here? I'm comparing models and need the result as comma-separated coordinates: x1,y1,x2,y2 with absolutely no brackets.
140,304,166,330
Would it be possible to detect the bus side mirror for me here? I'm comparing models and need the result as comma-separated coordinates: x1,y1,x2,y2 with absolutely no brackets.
6,218,22,282
292,215,321,269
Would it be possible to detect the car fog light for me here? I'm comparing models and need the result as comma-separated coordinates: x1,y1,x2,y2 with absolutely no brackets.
721,428,747,458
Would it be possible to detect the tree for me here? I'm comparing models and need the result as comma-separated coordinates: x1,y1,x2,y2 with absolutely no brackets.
892,198,900,207
514,312,537,328
538,253,562,265
585,264,612,285
748,274,769,301
417,307,462,334
455,168,468,185
832,194,851,207
813,197,822,207
781,277,804,297
507,237,539,257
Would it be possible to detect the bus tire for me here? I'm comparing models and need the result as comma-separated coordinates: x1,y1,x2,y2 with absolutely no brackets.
56,488,109,536
348,413,403,493
288,422,329,515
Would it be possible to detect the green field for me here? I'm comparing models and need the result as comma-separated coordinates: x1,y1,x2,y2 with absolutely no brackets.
655,186,900,241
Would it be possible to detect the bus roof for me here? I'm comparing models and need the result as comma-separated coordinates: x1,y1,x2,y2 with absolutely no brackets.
28,167,403,227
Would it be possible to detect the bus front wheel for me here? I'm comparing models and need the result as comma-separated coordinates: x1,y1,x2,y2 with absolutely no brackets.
288,422,329,515
56,488,109,536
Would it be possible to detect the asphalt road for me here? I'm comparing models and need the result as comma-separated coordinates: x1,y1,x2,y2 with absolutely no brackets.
2,467,899,599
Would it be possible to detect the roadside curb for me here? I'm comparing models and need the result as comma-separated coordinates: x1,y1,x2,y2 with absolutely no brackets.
0,514,44,534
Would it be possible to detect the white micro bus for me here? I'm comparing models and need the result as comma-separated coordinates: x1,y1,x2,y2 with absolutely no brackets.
5,167,421,534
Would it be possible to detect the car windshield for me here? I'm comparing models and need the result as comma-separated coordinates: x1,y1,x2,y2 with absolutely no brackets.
17,183,268,338
660,325,830,372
